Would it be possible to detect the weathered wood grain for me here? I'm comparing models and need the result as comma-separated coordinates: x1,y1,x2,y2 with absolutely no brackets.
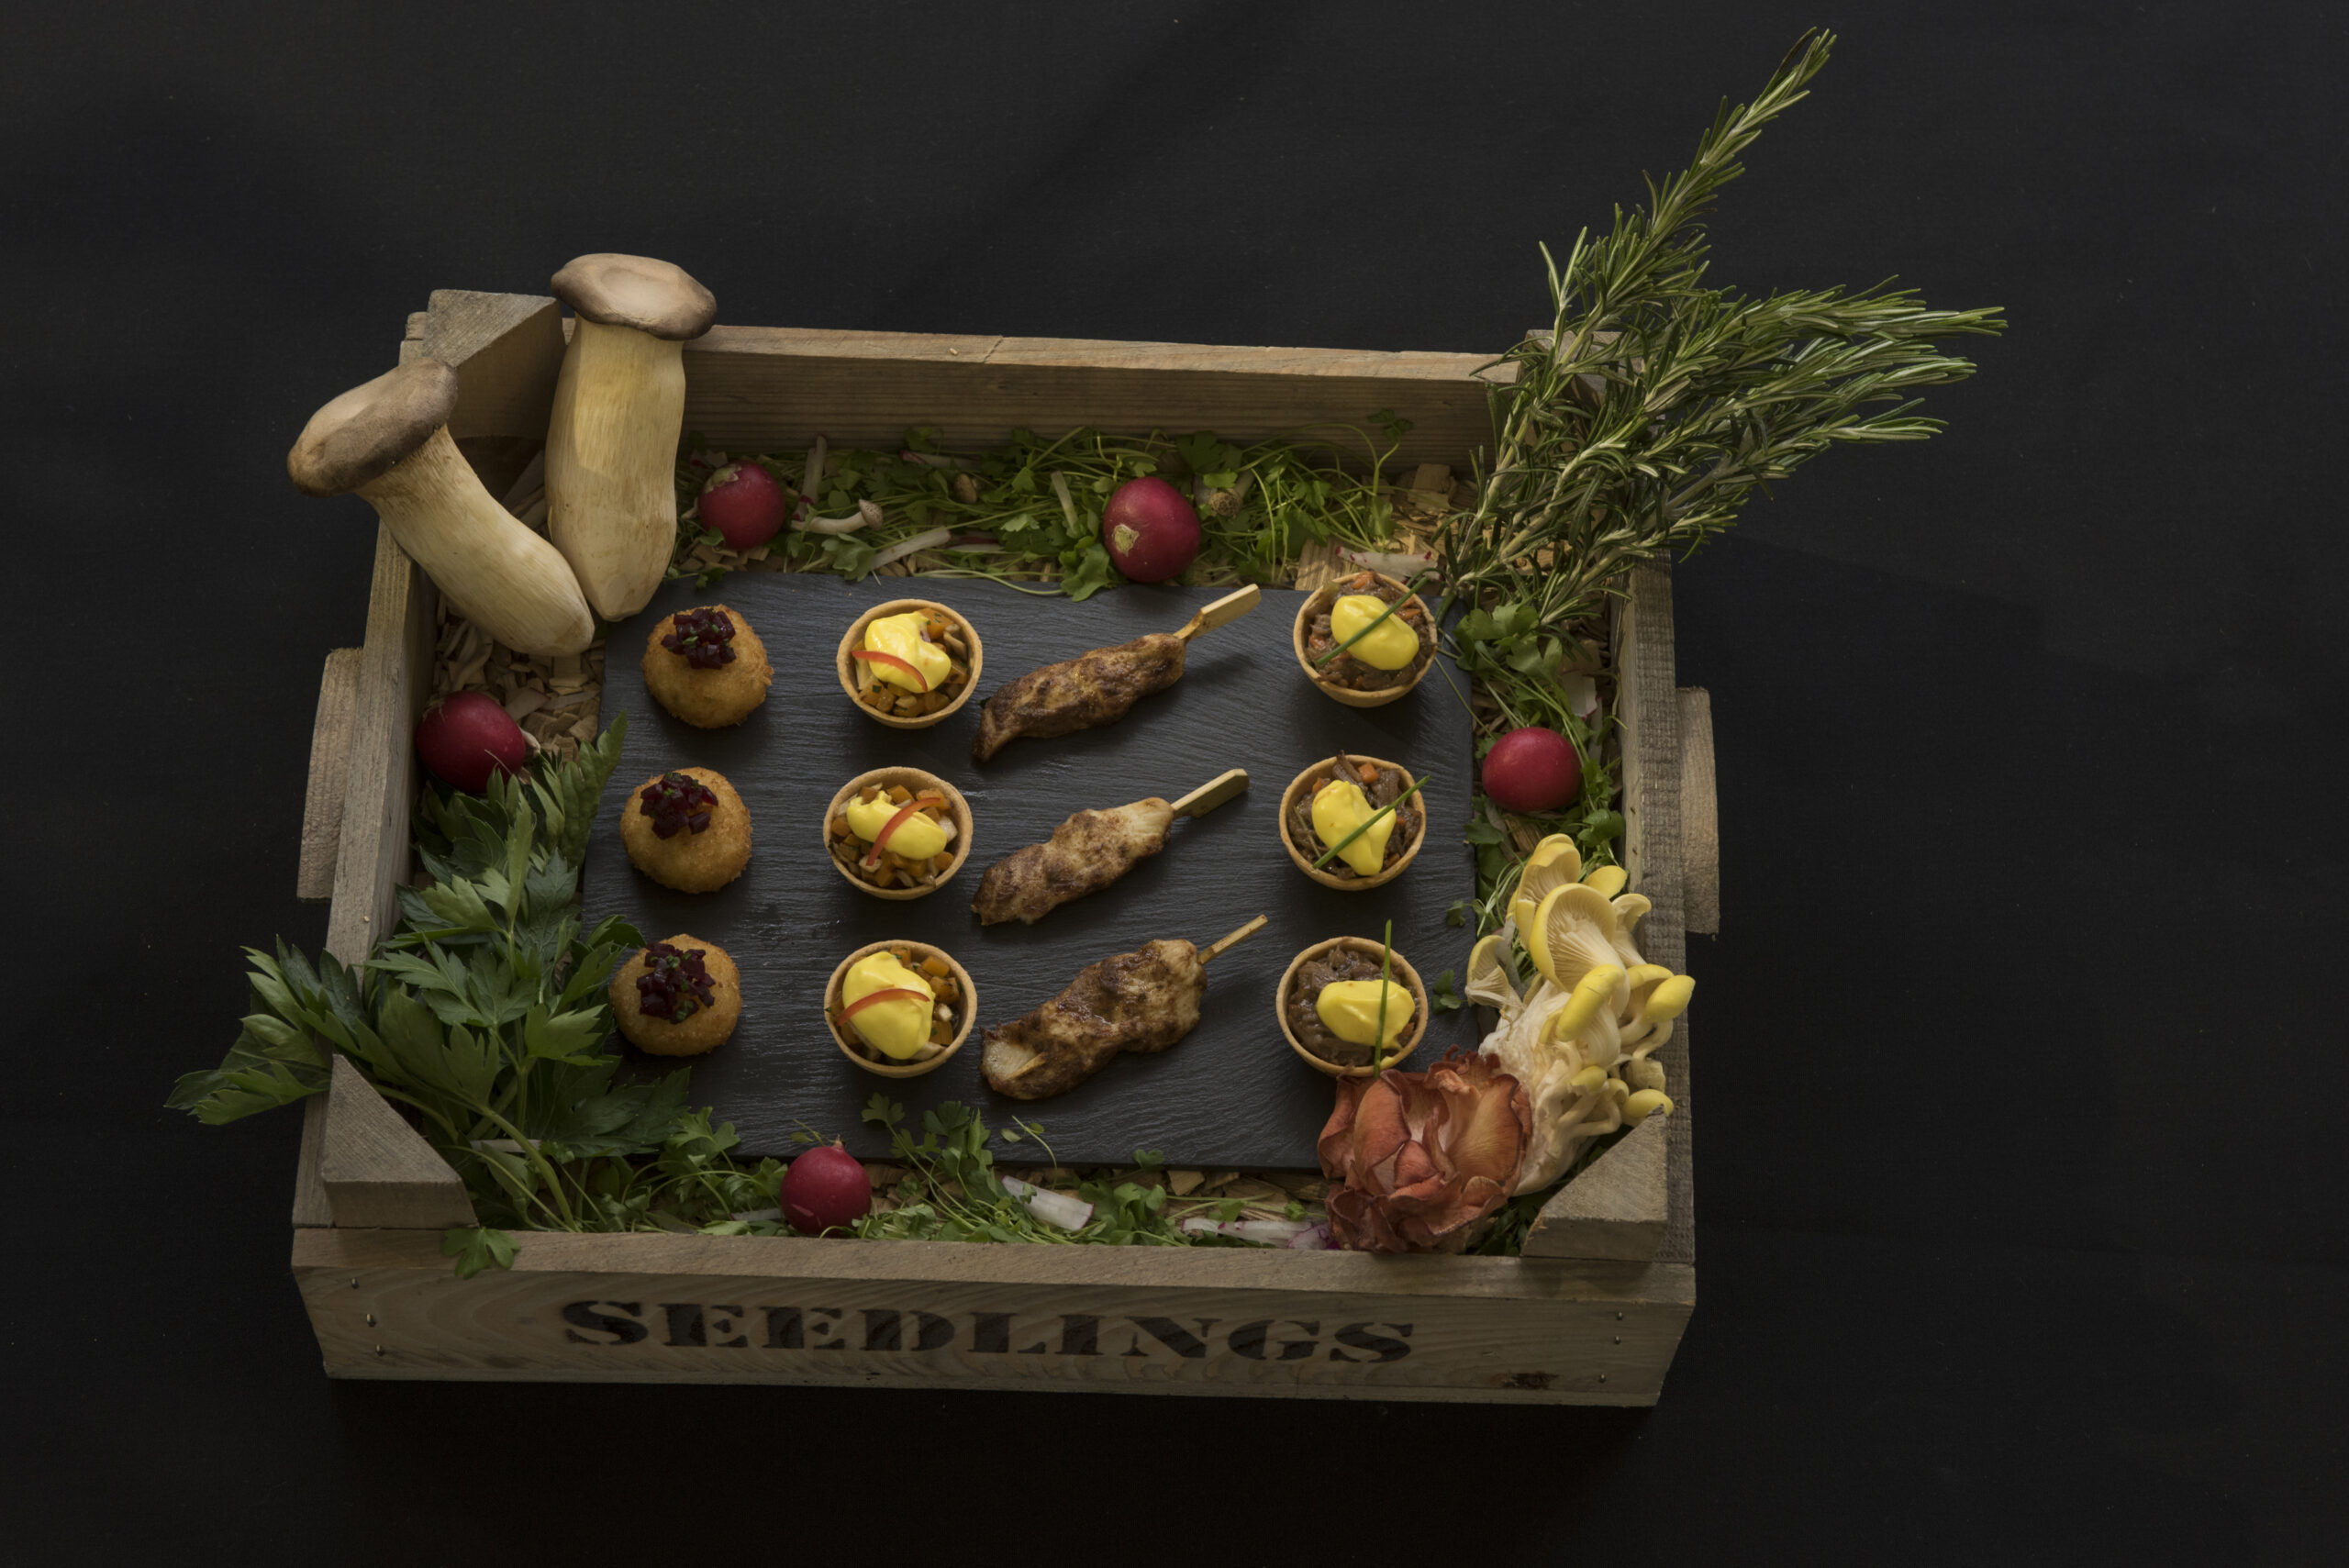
1521,1111,1670,1261
430,317,1503,466
323,528,433,964
291,1093,333,1229
422,290,567,439
296,648,362,901
318,1058,477,1229
307,563,474,1225
1612,562,1694,1266
1679,686,1720,936
293,1226,1693,1403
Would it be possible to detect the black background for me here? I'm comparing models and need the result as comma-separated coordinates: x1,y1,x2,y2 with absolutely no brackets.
6,3,2343,1562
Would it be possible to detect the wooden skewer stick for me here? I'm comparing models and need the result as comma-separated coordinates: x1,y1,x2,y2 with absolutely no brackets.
1168,767,1249,818
1174,584,1262,642
1198,914,1269,965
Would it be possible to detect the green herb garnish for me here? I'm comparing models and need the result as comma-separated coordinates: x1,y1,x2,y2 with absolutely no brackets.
1372,919,1395,1075
1431,969,1464,1013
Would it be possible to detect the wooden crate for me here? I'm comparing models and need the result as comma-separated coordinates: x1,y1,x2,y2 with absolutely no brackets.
286,292,1719,1403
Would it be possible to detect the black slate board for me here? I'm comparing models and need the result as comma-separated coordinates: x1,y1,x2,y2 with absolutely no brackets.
584,573,1477,1165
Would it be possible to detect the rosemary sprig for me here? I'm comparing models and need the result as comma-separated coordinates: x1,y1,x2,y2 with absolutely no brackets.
1437,28,2004,664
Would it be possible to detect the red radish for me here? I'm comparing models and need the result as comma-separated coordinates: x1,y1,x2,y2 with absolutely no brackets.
780,1143,871,1235
1481,726,1582,814
697,462,788,552
1101,476,1201,583
415,692,529,793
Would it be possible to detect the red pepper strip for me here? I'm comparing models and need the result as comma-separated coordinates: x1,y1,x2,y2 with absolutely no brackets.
864,794,948,866
837,986,930,1024
850,649,929,692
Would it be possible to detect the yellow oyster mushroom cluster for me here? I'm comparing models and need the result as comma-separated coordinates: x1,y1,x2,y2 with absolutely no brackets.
1468,835,1694,1192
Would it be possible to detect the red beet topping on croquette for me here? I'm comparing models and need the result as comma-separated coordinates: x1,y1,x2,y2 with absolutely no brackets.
619,767,751,892
642,605,773,728
609,934,740,1056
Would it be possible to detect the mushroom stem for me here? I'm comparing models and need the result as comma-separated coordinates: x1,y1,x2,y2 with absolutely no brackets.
872,525,953,569
546,317,685,618
797,498,881,535
362,427,594,657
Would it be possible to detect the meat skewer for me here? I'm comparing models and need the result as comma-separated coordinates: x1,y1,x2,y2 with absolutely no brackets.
971,768,1250,926
970,585,1261,762
980,915,1269,1101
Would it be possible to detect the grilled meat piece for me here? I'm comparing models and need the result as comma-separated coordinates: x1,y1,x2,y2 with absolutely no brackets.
973,798,1175,925
981,939,1205,1100
971,633,1187,762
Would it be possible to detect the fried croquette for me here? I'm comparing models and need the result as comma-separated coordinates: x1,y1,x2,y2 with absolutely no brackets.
642,605,773,728
608,935,741,1055
620,766,752,892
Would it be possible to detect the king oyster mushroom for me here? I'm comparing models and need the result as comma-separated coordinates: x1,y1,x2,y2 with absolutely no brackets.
545,253,718,618
288,358,594,657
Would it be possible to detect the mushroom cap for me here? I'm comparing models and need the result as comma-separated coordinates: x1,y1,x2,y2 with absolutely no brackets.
551,253,717,340
1464,932,1520,1011
1606,891,1654,967
1623,1088,1675,1124
1508,835,1586,936
1643,973,1695,1025
286,358,460,497
1580,863,1629,899
1525,883,1624,993
1547,963,1626,1044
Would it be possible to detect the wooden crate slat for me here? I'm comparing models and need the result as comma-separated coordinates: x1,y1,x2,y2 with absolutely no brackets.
421,289,566,439
1679,686,1720,935
1613,562,1696,1267
310,524,469,1226
291,1094,333,1229
1521,1111,1671,1260
295,647,362,901
408,305,1505,465
294,1228,1692,1403
323,526,432,965
318,1058,476,1229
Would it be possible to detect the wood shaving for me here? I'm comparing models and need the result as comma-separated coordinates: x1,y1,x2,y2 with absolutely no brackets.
428,597,602,764
1214,1177,1292,1207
